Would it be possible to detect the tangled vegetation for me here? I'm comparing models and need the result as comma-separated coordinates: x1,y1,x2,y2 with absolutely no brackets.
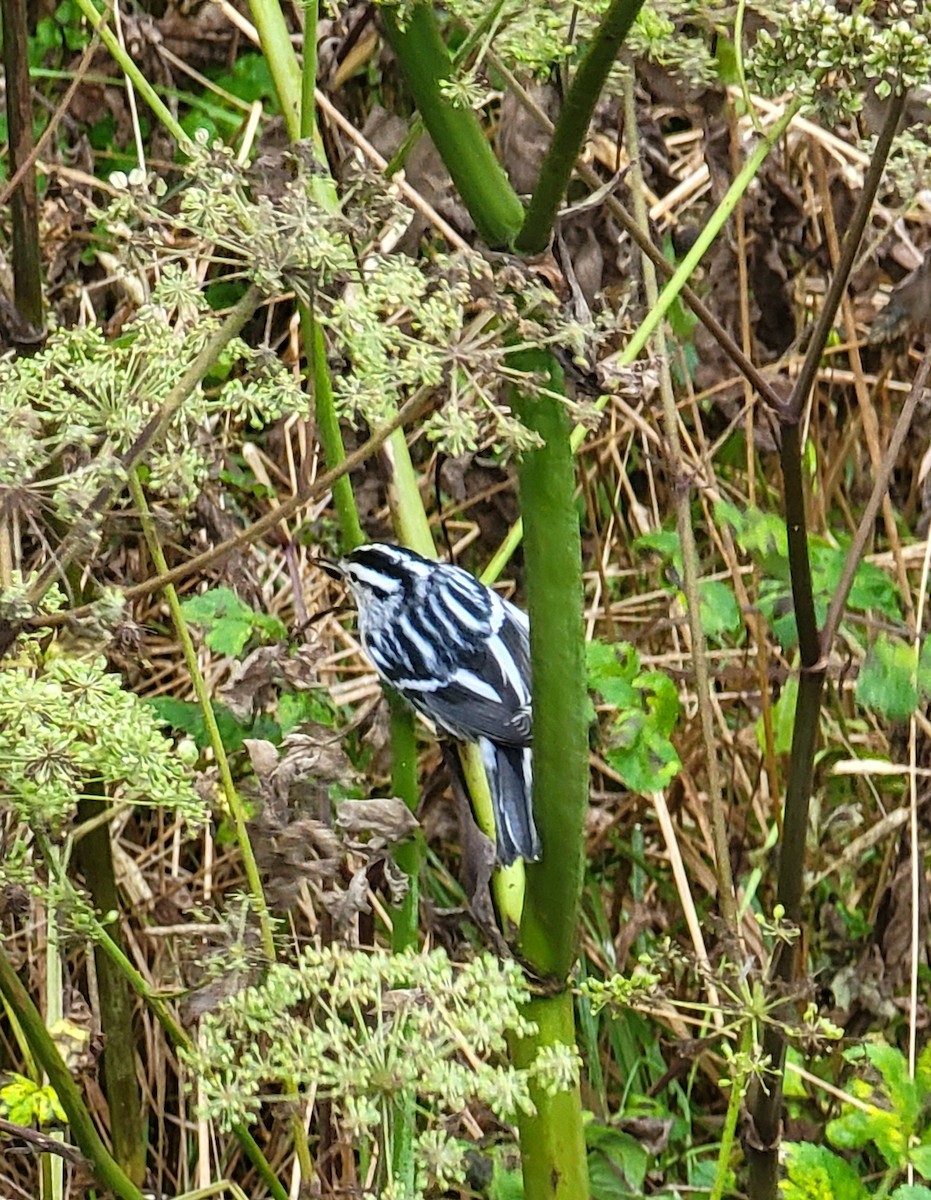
2,0,931,1198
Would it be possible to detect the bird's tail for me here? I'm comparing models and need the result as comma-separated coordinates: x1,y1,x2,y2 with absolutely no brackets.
479,738,541,866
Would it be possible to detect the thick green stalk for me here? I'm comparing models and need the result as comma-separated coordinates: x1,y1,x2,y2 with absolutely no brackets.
380,3,525,247
0,947,145,1200
511,354,589,1200
511,993,588,1200
513,361,587,979
515,0,646,254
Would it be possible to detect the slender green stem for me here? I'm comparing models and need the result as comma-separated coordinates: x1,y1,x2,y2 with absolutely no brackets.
0,946,146,1200
70,0,189,147
389,693,421,954
515,0,646,254
127,470,277,964
128,468,318,1187
622,63,735,929
301,308,365,548
35,834,289,1200
246,0,302,138
300,0,317,139
380,2,525,247
709,1036,750,1200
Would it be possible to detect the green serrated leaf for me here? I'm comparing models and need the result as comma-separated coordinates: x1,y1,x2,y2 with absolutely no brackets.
856,635,919,721
782,1141,868,1200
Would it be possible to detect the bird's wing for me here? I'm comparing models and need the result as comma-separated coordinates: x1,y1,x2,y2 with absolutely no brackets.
400,600,532,747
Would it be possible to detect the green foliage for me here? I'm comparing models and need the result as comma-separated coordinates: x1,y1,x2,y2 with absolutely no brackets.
186,945,580,1200
0,1073,67,1126
781,1142,867,1200
587,1122,650,1198
180,588,287,657
0,643,205,834
587,641,681,792
855,634,931,721
430,0,724,86
783,1044,931,1199
30,0,88,68
715,501,902,647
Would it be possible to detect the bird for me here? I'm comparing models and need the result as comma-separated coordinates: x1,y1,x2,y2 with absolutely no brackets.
322,542,540,865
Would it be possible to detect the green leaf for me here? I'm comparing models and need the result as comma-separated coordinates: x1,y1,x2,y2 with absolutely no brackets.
910,1146,931,1181
699,578,742,642
589,640,681,794
587,1126,649,1199
0,1074,67,1127
856,635,919,721
180,587,286,657
892,1186,931,1199
781,1141,868,1200
148,697,271,752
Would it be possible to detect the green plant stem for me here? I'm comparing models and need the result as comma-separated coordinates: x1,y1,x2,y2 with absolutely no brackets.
70,0,189,146
389,694,421,953
512,356,587,980
300,0,317,139
0,946,146,1200
511,991,588,1200
43,845,64,1200
710,1051,748,1200
127,470,276,964
301,308,365,548
514,0,646,254
127,468,317,1187
621,64,736,930
380,2,525,247
246,0,302,138
509,354,588,1200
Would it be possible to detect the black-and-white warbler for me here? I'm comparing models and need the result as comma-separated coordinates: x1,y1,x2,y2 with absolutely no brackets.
324,543,540,865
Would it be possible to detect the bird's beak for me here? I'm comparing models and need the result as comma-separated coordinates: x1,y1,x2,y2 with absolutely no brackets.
317,555,344,581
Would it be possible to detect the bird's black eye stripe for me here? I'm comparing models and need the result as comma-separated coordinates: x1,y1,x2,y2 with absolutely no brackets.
348,545,425,579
